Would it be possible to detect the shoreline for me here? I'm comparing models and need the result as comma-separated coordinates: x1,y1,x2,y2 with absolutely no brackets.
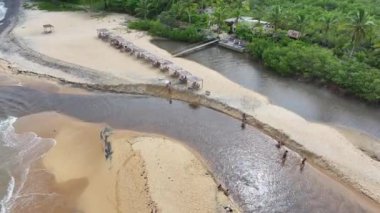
12,111,237,212
4,65,380,208
1,8,380,209
2,62,380,211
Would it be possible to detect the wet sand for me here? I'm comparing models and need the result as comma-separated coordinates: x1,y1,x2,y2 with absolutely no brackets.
13,112,235,212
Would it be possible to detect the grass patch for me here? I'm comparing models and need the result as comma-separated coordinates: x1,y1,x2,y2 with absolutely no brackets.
31,0,85,11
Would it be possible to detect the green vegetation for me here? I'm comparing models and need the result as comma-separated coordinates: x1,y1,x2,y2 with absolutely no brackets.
128,20,204,42
247,38,380,101
32,0,86,11
31,0,380,103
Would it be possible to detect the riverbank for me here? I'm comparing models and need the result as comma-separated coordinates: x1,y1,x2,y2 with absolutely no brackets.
12,111,234,212
8,9,380,204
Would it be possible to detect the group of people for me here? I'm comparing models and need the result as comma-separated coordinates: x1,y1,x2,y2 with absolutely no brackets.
278,141,307,170
97,29,202,90
241,113,307,171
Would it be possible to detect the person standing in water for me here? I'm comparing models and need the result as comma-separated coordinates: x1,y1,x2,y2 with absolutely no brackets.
241,122,246,129
281,150,288,165
241,113,247,129
300,158,307,171
276,141,284,149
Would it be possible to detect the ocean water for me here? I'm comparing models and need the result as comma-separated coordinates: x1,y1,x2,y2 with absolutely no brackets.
0,1,7,24
0,117,54,213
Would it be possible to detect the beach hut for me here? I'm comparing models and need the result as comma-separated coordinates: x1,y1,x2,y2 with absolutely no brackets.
134,50,146,59
188,76,203,90
143,52,157,63
43,24,54,34
287,30,301,39
179,71,192,84
170,69,182,78
154,59,170,69
160,62,175,72
97,28,111,41
123,42,137,54
110,36,125,49
168,66,184,77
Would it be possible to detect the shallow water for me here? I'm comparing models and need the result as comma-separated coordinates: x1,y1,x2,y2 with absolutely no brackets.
0,86,377,212
0,0,21,34
152,40,380,139
0,116,54,213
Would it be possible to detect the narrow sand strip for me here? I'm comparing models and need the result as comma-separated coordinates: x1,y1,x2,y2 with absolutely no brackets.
13,112,235,213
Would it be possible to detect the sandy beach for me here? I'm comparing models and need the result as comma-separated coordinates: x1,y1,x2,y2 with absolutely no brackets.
7,9,380,204
12,111,234,212
0,67,236,212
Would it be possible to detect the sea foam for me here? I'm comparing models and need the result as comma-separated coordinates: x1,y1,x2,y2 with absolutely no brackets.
0,117,54,213
0,2,7,23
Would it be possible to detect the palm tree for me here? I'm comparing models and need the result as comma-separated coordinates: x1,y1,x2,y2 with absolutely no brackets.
269,5,282,33
165,0,177,10
135,0,152,19
347,9,374,57
234,0,245,25
212,0,227,33
249,0,265,23
319,14,337,46
295,13,307,35
102,0,109,9
199,0,210,10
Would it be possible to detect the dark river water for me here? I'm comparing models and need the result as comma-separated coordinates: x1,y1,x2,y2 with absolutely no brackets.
0,86,378,212
0,0,20,33
152,40,380,139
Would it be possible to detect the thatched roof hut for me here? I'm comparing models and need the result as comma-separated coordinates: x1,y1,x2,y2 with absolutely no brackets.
43,24,54,33
188,76,203,89
97,28,111,40
110,36,125,48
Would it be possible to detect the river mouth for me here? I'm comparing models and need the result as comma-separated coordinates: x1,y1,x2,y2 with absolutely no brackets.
0,85,378,212
151,39,380,140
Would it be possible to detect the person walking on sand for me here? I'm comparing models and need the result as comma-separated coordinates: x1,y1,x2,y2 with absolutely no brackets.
105,141,113,160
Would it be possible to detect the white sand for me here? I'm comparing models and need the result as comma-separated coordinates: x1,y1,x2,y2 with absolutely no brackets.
11,10,380,202
133,136,232,213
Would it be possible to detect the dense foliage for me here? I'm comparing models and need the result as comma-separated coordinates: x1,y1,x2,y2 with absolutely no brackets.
247,38,380,101
32,0,85,11
32,0,380,102
128,20,204,42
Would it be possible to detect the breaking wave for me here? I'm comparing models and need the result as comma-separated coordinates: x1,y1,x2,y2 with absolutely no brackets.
0,117,54,212
0,2,7,23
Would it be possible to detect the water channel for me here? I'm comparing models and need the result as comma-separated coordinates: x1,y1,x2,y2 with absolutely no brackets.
152,40,380,140
0,86,377,212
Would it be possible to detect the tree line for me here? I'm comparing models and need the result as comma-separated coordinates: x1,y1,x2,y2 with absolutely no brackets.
34,0,380,102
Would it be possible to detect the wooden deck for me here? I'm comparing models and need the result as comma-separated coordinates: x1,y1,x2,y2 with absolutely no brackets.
173,39,219,57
